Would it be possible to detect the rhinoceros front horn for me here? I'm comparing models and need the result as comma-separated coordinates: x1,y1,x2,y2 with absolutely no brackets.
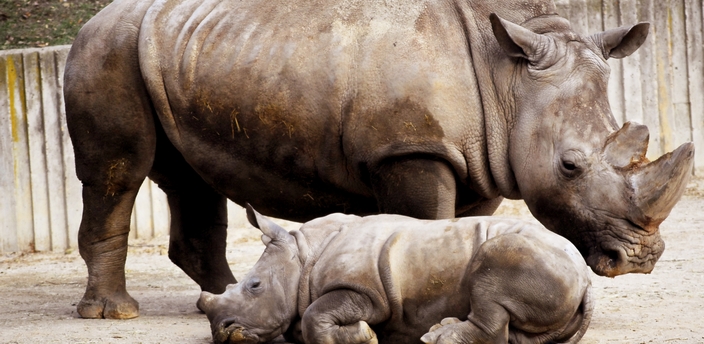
629,141,694,224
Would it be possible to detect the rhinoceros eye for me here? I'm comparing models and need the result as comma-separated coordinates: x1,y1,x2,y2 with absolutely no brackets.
562,160,577,171
559,150,584,178
247,278,262,292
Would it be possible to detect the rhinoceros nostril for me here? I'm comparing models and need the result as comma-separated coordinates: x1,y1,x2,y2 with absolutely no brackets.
603,249,621,266
586,247,626,277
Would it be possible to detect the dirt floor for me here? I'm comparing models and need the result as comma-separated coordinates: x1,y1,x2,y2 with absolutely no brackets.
2,180,704,343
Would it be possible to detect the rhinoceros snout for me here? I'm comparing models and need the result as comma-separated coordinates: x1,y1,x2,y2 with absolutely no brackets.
586,234,665,277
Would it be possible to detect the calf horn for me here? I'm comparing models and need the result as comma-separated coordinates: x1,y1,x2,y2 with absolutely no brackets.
198,291,216,313
629,142,694,225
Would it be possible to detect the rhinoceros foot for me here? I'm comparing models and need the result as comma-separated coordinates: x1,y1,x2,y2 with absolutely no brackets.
77,293,139,319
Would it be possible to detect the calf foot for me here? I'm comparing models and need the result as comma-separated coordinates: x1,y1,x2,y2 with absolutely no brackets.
342,321,378,344
77,292,139,319
421,318,466,344
421,317,506,344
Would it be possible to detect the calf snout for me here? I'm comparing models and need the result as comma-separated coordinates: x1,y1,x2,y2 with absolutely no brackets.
212,318,259,344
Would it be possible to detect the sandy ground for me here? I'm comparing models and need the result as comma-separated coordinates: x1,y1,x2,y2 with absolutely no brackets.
2,180,704,343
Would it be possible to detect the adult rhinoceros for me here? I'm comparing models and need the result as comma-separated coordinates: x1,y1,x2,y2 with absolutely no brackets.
64,0,693,319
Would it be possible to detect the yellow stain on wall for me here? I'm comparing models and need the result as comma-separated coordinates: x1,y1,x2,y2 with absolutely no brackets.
6,55,27,144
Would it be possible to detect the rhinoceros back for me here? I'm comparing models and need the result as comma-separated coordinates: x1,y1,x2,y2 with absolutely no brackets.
135,0,493,206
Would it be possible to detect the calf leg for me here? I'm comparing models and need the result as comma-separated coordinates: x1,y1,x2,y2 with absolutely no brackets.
370,158,456,219
301,290,379,344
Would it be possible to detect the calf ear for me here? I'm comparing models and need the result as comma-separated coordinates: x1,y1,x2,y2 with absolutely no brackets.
246,204,292,244
490,13,551,62
590,22,649,59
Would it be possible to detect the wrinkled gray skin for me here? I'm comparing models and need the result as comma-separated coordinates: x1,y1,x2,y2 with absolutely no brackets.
64,0,693,319
198,205,593,344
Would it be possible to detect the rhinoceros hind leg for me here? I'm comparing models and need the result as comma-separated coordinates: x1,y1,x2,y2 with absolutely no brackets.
370,158,456,219
66,43,156,319
71,140,153,320
65,0,161,318
301,290,378,344
71,130,153,319
149,134,236,295
75,183,146,319
77,290,139,320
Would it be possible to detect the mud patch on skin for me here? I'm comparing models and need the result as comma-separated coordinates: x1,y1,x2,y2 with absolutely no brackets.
255,102,297,138
414,6,436,33
105,158,129,197
246,89,307,140
350,97,445,150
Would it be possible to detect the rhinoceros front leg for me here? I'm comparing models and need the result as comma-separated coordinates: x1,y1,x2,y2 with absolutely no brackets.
370,158,456,219
301,290,379,344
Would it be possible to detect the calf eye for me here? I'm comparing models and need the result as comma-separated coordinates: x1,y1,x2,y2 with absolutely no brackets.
562,160,577,171
248,278,262,290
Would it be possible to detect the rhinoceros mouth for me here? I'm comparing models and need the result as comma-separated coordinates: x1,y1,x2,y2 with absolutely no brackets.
579,210,666,277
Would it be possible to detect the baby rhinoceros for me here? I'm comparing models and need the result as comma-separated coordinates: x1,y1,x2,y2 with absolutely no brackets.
199,206,593,344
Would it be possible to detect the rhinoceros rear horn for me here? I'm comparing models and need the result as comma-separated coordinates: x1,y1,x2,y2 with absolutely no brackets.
245,204,292,244
603,121,650,169
631,142,694,224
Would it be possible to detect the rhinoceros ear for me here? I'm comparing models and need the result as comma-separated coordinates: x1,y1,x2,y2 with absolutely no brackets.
490,13,551,62
245,204,292,244
590,22,649,59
